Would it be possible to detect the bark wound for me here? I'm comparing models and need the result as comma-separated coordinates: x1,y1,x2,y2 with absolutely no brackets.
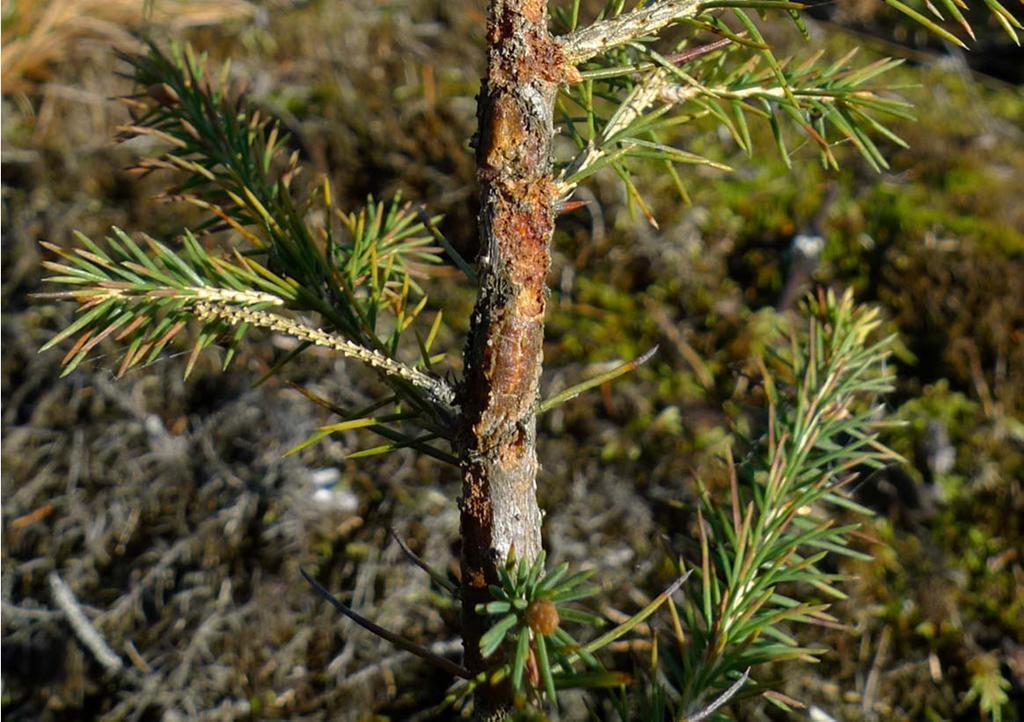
458,0,565,687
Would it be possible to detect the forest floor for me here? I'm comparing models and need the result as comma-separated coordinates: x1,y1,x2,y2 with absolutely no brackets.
2,1,1022,720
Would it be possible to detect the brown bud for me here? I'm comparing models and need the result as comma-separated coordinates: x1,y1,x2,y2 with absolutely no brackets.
560,62,583,84
526,598,559,636
526,646,540,689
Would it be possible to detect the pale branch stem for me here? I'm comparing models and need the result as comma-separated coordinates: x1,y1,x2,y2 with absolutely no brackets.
560,0,703,64
48,572,125,676
191,301,456,407
592,66,673,139
558,73,870,197
193,286,284,306
557,67,671,196
48,285,286,308
660,82,867,104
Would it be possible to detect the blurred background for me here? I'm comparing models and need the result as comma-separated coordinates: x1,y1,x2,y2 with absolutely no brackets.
2,1,1022,719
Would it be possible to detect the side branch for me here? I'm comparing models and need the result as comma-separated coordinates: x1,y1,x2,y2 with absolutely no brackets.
191,302,456,408
556,68,671,195
560,0,702,64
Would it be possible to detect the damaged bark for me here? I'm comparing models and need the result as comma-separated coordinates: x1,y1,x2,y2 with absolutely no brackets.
455,0,574,706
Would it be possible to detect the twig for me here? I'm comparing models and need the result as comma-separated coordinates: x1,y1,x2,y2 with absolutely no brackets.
2,601,62,621
170,578,233,688
557,68,672,195
561,0,703,64
123,640,152,674
300,569,472,680
191,302,456,409
48,572,124,676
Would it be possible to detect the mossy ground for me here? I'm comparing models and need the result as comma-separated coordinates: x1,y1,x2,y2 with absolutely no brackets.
2,1,1021,720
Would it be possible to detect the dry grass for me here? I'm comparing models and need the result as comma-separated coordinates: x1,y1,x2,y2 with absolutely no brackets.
1,0,257,95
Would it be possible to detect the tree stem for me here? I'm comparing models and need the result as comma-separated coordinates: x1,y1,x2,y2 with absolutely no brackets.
456,0,574,710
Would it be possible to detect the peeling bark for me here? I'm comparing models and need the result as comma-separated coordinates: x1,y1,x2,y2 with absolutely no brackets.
455,0,571,708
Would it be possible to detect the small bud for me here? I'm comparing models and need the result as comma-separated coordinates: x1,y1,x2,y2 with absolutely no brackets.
526,598,559,636
561,63,583,84
526,647,540,689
